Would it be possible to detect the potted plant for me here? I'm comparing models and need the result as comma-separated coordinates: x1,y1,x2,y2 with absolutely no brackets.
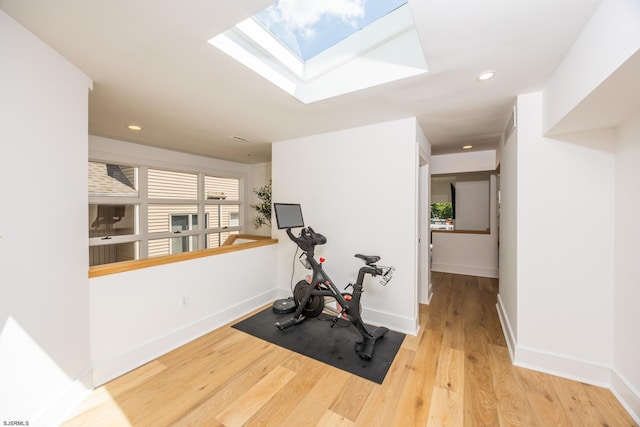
251,180,271,229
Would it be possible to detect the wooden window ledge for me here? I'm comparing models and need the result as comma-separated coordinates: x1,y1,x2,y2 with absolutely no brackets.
431,229,490,235
89,234,277,278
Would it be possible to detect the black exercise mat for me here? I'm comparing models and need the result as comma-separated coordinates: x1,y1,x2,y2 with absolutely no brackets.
232,306,405,384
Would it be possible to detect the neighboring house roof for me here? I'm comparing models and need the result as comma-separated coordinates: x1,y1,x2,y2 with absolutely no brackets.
88,162,136,195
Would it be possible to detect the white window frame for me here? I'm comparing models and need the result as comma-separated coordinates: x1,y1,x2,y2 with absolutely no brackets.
89,161,243,265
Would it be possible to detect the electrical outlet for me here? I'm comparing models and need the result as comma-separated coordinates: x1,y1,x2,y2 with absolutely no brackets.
180,295,189,308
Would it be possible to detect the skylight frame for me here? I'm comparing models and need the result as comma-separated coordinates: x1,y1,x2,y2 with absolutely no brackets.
208,2,427,104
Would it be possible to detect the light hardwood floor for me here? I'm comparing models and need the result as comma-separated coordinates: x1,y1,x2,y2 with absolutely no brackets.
64,272,637,426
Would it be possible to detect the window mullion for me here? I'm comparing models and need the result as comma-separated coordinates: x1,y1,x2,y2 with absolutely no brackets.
198,172,205,250
89,235,138,246
138,166,149,259
89,196,140,205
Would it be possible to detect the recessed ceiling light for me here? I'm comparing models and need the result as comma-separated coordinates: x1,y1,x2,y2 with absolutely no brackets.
462,145,473,150
127,125,142,131
476,71,495,81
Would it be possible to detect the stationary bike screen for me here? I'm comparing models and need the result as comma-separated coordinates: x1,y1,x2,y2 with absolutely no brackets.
274,203,305,229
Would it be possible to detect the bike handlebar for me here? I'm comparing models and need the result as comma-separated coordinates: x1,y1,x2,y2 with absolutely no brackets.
286,227,326,252
378,266,395,286
286,226,395,286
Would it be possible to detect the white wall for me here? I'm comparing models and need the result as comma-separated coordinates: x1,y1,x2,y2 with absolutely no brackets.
0,10,93,425
497,116,518,354
431,177,453,203
417,124,432,304
430,149,497,174
514,93,615,384
272,118,422,334
613,113,640,419
90,244,277,385
455,177,490,231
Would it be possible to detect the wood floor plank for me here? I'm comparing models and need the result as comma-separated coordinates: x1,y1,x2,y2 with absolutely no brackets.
243,357,331,426
63,403,135,427
174,335,277,394
64,360,167,424
158,324,237,366
476,278,506,347
278,366,351,426
434,347,464,394
582,381,638,426
168,343,291,426
425,273,452,332
316,409,355,427
95,376,194,427
401,303,428,351
354,347,415,426
486,344,535,427
515,367,574,426
463,276,500,426
426,386,463,427
329,375,376,421
215,364,297,427
550,374,613,426
389,329,443,427
169,407,225,427
63,273,636,426
441,284,465,351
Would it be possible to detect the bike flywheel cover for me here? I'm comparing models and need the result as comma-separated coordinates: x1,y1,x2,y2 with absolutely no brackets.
272,298,296,314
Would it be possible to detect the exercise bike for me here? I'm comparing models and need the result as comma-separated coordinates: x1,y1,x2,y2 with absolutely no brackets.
275,226,395,360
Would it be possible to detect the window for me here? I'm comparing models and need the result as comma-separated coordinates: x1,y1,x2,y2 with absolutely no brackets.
170,214,200,254
89,162,140,266
431,174,492,232
208,0,427,104
204,175,240,249
430,202,454,230
253,0,409,61
88,161,242,266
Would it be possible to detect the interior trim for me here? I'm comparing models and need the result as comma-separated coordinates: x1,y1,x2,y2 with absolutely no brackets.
88,235,277,278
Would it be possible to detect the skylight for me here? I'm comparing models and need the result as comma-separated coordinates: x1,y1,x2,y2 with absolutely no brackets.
209,0,427,104
253,0,408,61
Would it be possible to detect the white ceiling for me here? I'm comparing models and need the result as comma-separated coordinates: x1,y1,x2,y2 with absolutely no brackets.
0,0,602,164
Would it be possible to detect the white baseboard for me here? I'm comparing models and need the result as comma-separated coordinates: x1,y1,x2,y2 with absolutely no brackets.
611,369,640,424
418,282,433,305
34,366,93,427
275,286,294,299
496,295,639,422
276,288,418,335
431,262,498,278
92,289,277,386
362,306,418,336
497,292,610,386
498,294,610,385
513,345,611,388
496,294,516,361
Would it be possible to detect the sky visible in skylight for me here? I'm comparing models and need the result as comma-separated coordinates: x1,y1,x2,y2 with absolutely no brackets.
253,0,408,61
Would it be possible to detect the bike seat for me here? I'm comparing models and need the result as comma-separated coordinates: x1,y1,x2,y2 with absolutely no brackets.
355,254,380,265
